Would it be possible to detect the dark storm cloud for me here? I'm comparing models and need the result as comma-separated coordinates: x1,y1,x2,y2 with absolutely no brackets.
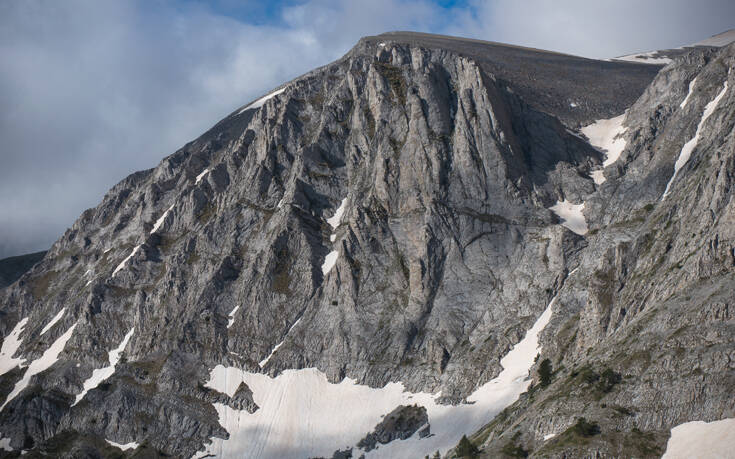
0,0,732,258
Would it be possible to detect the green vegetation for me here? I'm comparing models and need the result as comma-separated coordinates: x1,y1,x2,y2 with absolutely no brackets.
501,432,529,457
538,358,553,387
456,434,479,457
375,61,407,105
573,418,600,437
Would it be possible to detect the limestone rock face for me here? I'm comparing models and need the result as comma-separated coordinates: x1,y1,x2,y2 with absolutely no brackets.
0,32,731,458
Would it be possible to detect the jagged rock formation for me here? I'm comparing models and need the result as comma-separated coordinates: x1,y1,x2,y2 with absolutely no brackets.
356,404,430,452
0,31,732,458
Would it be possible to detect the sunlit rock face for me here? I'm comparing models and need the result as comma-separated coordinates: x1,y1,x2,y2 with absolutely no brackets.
1,31,733,458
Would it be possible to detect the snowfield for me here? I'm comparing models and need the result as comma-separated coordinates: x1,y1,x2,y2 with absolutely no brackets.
550,200,588,235
662,418,735,458
1,323,77,411
581,114,627,185
0,318,29,377
106,440,140,451
193,297,557,458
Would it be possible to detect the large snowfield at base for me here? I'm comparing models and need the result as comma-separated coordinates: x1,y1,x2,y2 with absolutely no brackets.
193,298,556,458
662,418,735,458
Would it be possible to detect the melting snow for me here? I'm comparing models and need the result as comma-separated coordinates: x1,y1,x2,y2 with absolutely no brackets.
321,250,339,275
194,297,557,458
614,52,672,65
39,308,66,337
321,198,347,277
106,440,140,451
0,318,29,376
1,323,77,411
227,306,240,329
662,418,735,458
663,80,729,199
581,114,627,185
73,328,134,406
195,169,210,185
679,77,698,109
151,204,175,234
238,88,287,115
550,200,588,235
326,198,348,230
258,318,302,368
112,245,142,277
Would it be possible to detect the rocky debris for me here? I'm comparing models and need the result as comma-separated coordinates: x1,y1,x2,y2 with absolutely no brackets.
227,382,258,413
356,404,430,452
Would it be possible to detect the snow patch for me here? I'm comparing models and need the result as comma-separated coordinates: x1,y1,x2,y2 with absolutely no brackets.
258,318,302,368
550,200,588,235
0,318,29,376
614,52,672,65
663,80,729,199
276,198,284,209
326,198,348,230
195,169,210,185
151,204,175,234
112,245,142,277
227,306,240,329
581,114,627,185
321,250,339,275
194,297,557,458
569,102,578,108
106,440,140,451
238,88,286,115
543,433,556,441
40,308,66,336
0,436,11,452
73,328,134,406
1,323,77,411
662,418,735,458
679,77,698,109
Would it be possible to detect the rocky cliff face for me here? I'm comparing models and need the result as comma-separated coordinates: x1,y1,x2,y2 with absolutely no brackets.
0,32,731,458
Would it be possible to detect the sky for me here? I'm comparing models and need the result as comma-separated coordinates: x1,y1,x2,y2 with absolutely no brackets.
0,0,733,258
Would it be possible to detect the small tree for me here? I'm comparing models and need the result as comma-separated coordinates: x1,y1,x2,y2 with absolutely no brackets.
538,358,553,387
433,452,441,459
456,435,479,457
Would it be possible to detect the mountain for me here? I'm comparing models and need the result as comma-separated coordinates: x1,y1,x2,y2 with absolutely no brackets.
0,31,733,458
0,252,46,290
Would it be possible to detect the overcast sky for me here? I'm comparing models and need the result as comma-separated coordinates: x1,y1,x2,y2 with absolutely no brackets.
1,0,733,258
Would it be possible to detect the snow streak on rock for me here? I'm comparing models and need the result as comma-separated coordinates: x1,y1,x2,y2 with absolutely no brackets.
680,77,698,109
237,88,287,115
258,318,302,368
322,198,347,276
581,114,627,185
0,318,28,377
663,80,729,199
662,418,735,458
39,308,66,336
106,440,140,451
151,204,175,234
550,200,588,235
195,169,210,185
227,306,240,329
112,245,142,277
1,322,78,411
73,328,135,406
194,297,557,458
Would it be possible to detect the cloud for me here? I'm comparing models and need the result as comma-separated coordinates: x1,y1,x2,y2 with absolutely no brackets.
0,0,732,257
450,0,735,58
